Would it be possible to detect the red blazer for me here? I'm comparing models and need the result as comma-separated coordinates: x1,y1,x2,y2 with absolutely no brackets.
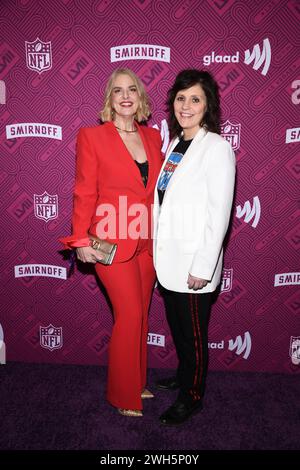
60,121,162,262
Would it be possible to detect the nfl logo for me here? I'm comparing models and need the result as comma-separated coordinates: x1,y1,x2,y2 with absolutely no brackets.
25,38,52,73
289,336,300,365
40,325,63,351
221,120,241,151
221,268,233,293
34,191,58,222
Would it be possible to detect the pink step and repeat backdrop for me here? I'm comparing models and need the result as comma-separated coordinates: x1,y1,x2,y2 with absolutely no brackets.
0,0,299,373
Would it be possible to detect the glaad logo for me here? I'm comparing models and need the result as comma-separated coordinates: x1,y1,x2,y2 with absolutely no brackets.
0,80,5,104
228,332,251,359
203,38,271,76
147,333,165,347
208,340,224,349
14,264,67,280
40,325,63,351
34,192,58,222
111,44,170,63
290,336,300,365
236,196,261,228
203,51,239,66
6,123,62,140
221,120,241,151
25,38,52,73
274,272,300,287
291,80,300,105
244,38,271,76
0,323,6,365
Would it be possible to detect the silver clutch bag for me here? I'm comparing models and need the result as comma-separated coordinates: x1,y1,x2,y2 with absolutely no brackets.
89,234,117,265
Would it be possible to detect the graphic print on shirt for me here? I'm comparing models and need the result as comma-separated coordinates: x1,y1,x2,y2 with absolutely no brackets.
157,152,184,191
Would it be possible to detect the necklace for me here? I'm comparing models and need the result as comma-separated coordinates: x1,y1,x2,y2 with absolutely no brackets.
115,125,137,133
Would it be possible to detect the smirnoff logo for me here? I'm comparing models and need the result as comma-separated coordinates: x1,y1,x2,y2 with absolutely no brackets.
111,44,170,63
6,123,62,140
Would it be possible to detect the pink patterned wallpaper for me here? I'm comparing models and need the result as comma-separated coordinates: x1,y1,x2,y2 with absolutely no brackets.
0,0,299,373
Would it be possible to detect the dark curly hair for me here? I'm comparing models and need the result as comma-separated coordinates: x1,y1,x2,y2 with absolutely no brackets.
167,69,221,139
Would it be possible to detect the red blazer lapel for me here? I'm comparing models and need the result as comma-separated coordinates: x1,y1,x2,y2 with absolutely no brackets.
137,123,156,193
106,122,146,189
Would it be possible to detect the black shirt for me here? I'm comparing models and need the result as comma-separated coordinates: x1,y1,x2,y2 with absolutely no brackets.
135,160,149,187
157,138,193,205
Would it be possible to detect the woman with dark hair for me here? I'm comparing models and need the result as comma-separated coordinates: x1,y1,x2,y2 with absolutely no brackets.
60,69,162,417
153,69,236,426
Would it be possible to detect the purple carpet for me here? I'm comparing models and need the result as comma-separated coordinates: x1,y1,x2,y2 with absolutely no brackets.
0,362,299,451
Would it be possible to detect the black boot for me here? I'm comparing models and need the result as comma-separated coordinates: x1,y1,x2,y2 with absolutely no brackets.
156,376,179,391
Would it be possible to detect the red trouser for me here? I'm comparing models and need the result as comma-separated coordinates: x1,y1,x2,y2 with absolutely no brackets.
95,239,155,410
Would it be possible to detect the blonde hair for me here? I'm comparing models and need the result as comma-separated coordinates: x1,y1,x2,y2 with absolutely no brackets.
100,68,151,122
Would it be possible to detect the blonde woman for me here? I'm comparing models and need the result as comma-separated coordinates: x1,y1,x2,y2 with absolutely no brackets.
61,69,162,417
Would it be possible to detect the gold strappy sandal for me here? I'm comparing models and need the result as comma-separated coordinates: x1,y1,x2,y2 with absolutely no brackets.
118,408,143,417
141,388,154,399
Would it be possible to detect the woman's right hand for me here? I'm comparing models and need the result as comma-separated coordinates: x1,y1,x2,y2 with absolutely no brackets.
76,246,104,264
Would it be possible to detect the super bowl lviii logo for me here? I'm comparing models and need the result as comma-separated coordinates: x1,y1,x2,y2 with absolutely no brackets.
34,191,58,222
40,325,63,351
25,38,52,73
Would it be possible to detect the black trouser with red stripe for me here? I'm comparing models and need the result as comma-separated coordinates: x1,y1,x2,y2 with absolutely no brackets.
159,285,212,405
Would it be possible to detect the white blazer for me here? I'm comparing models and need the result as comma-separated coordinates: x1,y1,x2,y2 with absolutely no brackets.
153,127,236,293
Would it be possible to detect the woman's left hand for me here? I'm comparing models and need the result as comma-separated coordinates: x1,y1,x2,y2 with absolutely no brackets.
187,274,208,291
